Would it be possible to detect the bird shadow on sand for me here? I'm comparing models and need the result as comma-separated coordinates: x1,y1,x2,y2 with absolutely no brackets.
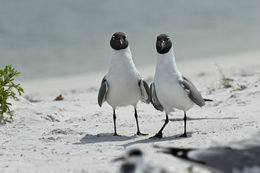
122,132,193,148
73,133,137,145
169,116,238,122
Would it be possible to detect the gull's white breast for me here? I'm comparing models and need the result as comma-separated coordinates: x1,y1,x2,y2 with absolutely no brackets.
106,48,141,108
154,50,194,113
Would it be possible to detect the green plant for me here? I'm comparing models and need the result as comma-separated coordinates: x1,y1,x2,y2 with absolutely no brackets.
0,65,23,122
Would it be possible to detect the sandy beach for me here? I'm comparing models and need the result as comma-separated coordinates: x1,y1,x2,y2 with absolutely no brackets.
1,51,260,173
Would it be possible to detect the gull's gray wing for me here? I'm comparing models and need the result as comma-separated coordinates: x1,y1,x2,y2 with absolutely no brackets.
138,79,151,104
157,145,260,173
179,76,205,107
98,77,109,107
150,83,164,111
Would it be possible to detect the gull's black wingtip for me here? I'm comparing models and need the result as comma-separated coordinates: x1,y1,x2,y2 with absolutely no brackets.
204,98,213,102
154,145,206,165
98,101,102,107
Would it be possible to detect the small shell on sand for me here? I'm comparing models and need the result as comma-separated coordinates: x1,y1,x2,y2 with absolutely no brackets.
54,94,64,101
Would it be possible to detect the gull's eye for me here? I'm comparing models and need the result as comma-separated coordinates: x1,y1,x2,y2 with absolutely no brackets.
123,35,126,39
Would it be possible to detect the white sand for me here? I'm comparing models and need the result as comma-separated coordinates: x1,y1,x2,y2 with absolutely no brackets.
1,51,260,173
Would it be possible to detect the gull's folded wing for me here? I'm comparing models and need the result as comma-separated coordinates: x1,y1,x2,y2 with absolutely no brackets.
156,145,260,173
98,77,109,107
139,79,151,104
179,76,205,107
150,83,164,111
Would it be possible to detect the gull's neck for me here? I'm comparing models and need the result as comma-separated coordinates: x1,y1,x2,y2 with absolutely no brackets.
156,48,182,77
108,46,137,73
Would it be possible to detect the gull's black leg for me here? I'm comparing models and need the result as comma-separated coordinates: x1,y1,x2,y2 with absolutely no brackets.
113,108,118,136
134,108,148,136
180,111,187,137
152,113,169,138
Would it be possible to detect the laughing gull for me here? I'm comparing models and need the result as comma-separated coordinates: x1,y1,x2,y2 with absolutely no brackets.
113,148,170,173
155,133,260,173
150,34,212,138
98,32,150,136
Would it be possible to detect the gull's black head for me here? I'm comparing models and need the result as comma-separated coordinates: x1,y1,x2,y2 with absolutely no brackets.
120,162,136,173
156,34,172,54
112,149,143,163
110,32,128,50
127,149,143,157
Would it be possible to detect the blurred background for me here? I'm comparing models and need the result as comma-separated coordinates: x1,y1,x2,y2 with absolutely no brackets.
1,0,260,80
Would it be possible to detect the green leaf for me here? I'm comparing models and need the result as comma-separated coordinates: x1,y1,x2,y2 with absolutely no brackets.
0,65,23,122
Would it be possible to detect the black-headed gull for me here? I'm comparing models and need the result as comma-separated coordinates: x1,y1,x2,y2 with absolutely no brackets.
98,32,150,136
150,34,212,138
